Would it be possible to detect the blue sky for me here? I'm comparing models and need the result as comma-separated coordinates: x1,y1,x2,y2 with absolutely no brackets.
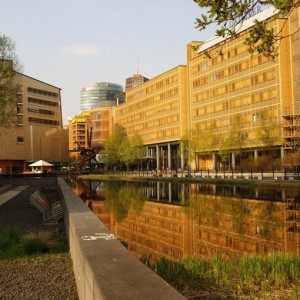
1,0,213,123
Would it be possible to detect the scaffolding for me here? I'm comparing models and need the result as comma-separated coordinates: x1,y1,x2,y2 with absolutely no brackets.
282,106,300,153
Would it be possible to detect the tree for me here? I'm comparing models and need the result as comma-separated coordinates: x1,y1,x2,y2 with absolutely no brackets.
255,110,282,163
121,132,145,171
193,0,300,58
180,125,220,170
180,127,202,170
0,34,23,129
228,114,248,167
103,124,127,169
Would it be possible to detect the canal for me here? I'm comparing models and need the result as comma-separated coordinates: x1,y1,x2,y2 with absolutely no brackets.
71,179,300,263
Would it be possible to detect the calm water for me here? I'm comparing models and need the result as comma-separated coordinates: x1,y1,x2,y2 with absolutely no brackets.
72,179,300,262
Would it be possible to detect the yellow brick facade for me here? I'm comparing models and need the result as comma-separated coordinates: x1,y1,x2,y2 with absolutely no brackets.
0,73,68,174
90,107,114,148
114,66,188,170
69,111,91,162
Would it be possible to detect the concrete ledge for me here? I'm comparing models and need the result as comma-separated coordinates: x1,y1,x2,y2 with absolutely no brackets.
57,178,185,300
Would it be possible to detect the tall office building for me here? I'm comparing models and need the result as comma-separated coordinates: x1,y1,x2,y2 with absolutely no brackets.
68,111,91,161
115,66,188,170
188,6,297,170
80,82,124,111
0,72,68,174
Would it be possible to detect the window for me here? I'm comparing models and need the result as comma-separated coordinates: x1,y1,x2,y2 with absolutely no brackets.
27,87,58,98
28,107,54,115
17,116,23,126
17,136,24,143
28,117,59,126
17,106,23,114
28,97,59,107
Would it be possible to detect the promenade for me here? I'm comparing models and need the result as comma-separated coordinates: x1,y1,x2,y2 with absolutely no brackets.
0,179,51,234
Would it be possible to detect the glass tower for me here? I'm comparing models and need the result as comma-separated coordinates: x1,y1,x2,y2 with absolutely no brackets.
80,82,124,111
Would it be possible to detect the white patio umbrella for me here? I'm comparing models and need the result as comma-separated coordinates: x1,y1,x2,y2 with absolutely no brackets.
29,160,53,172
29,160,53,167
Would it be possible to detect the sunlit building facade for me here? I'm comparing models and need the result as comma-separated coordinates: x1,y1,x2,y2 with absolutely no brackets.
115,66,188,170
69,111,91,161
188,6,299,170
89,106,114,148
0,73,68,174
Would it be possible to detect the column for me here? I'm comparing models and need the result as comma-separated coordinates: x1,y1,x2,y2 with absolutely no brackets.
232,152,235,169
212,153,216,171
180,142,184,170
167,143,171,170
281,148,285,160
254,150,258,160
156,145,160,170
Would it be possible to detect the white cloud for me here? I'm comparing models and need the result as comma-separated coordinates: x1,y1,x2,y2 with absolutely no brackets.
60,44,100,55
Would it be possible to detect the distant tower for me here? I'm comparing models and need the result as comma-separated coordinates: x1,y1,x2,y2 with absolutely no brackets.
125,74,149,91
80,82,124,111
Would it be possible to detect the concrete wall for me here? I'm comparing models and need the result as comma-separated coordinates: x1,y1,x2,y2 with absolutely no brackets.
57,177,185,300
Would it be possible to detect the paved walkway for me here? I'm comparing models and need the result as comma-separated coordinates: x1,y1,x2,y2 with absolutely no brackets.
0,186,28,206
0,178,57,234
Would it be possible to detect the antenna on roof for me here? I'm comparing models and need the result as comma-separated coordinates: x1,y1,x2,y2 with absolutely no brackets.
137,58,139,74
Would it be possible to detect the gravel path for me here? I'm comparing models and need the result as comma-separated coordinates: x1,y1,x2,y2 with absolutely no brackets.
0,182,79,300
0,255,78,300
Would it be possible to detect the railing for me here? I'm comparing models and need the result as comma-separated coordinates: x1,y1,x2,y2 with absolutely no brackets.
97,167,300,181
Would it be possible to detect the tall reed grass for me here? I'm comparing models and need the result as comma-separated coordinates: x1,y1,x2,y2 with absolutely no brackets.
143,253,300,299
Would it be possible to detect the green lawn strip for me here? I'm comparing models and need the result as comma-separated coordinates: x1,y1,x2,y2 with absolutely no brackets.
143,254,300,299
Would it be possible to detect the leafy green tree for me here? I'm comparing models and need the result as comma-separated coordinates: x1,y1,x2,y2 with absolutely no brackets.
121,132,145,171
193,0,299,58
0,34,22,129
103,124,127,169
256,110,282,161
180,127,201,170
229,114,248,167
181,125,220,170
218,131,232,169
200,126,219,153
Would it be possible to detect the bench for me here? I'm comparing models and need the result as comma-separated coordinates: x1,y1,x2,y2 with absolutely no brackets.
29,190,63,225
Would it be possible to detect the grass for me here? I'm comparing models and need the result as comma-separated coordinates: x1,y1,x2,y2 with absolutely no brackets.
0,227,69,259
143,253,300,299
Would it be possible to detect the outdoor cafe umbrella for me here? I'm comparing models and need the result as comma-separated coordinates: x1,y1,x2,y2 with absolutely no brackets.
29,160,53,171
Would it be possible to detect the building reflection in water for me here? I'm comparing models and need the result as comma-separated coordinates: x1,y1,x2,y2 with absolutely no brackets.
72,180,300,263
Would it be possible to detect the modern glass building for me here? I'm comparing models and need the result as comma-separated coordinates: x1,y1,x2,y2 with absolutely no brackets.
80,82,124,111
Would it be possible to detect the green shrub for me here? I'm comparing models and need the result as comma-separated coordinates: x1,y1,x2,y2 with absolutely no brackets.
22,238,47,255
0,228,22,258
0,227,69,259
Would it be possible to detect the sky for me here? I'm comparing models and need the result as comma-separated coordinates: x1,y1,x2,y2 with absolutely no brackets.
1,0,214,123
